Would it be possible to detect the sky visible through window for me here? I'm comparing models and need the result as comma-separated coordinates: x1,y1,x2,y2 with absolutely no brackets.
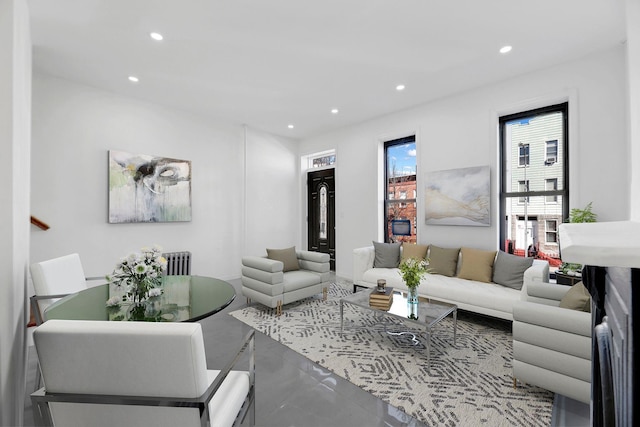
387,143,416,176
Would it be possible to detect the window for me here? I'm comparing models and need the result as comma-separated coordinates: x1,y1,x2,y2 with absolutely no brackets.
384,136,417,243
545,219,558,243
518,144,530,167
545,140,558,164
518,180,529,203
500,102,568,266
545,178,558,203
307,150,336,169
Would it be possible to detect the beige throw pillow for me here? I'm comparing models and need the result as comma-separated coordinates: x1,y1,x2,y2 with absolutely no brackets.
428,246,460,277
559,282,591,312
457,247,497,283
266,246,300,272
401,243,429,262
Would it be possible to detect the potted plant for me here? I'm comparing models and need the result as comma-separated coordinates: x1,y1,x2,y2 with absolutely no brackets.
558,202,597,279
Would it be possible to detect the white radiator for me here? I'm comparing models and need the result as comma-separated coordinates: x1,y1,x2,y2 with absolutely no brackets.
163,251,192,275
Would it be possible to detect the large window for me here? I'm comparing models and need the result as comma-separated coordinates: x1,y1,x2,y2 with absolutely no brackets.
384,136,417,243
499,103,568,271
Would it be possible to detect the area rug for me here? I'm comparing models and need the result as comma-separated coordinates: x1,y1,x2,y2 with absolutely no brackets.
229,282,553,427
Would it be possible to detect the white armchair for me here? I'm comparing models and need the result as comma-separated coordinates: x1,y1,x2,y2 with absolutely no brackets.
31,320,255,427
512,282,592,403
241,249,330,315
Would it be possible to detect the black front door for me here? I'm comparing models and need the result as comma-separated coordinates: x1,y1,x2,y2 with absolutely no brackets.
307,169,335,270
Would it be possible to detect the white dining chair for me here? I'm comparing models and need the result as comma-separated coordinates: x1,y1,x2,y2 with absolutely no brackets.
31,320,255,427
29,253,103,324
29,253,105,391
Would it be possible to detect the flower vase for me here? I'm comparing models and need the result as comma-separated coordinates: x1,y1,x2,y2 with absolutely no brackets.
407,286,419,320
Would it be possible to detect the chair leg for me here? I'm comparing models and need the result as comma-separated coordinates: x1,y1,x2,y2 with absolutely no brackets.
513,377,517,389
276,300,282,316
322,286,328,301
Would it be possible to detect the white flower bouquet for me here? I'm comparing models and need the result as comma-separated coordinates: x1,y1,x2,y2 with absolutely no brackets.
107,246,167,304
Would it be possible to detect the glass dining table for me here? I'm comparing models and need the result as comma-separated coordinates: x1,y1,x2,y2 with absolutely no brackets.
44,275,236,322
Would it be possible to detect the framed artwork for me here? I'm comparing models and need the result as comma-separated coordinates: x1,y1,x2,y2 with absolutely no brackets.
424,166,490,226
108,150,192,223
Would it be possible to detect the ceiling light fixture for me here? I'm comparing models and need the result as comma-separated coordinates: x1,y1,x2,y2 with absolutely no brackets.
396,84,405,91
288,124,294,129
128,76,139,83
500,45,512,54
150,32,164,41
331,108,339,114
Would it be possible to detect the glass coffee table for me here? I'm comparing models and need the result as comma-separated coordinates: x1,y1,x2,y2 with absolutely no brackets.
340,287,457,369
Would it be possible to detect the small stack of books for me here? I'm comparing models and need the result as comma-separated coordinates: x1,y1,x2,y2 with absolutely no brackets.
369,287,393,311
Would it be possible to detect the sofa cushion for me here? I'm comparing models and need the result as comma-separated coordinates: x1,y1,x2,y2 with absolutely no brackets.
492,251,534,290
401,243,428,262
372,241,401,268
559,282,591,312
428,245,460,277
457,247,497,283
266,247,300,272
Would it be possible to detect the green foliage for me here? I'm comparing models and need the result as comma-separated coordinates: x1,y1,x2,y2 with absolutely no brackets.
559,202,597,274
568,202,597,223
398,257,431,289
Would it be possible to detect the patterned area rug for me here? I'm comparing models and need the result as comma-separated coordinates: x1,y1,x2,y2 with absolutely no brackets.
230,281,553,427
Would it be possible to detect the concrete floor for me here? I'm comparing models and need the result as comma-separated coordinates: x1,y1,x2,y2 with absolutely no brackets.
24,274,589,426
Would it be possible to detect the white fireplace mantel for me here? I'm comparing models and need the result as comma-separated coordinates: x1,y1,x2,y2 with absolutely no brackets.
559,220,640,269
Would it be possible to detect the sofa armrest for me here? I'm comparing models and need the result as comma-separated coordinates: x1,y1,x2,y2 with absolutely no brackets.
525,282,571,306
513,300,592,337
353,246,375,283
297,250,330,273
242,256,283,273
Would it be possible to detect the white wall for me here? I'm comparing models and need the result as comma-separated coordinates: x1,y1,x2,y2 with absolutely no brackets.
301,46,629,280
627,0,640,221
31,74,298,280
0,0,30,424
244,127,300,256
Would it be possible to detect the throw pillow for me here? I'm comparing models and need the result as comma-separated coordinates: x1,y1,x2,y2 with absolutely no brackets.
559,281,591,312
427,245,460,277
401,243,429,262
457,247,497,283
372,241,401,268
266,246,300,272
492,251,534,290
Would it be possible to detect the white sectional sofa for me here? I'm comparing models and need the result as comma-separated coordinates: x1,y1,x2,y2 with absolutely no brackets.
353,244,549,321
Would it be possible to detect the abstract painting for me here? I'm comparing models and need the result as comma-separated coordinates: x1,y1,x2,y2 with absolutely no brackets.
108,150,192,223
424,166,490,226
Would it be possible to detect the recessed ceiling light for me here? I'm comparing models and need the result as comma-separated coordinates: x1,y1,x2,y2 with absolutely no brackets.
128,76,139,83
500,45,512,54
150,32,163,41
396,84,405,91
331,108,339,114
288,124,294,129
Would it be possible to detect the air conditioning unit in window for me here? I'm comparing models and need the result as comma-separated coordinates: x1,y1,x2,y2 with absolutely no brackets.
545,157,556,165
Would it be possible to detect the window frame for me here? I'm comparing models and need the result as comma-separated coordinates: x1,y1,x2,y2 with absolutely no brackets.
499,102,569,252
384,135,417,243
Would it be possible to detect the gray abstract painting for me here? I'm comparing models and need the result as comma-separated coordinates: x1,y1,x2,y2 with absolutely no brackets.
109,150,192,223
424,166,490,226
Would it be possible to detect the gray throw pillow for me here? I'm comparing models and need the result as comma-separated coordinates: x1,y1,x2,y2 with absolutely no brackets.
428,245,460,277
372,241,401,268
266,246,300,272
492,251,534,290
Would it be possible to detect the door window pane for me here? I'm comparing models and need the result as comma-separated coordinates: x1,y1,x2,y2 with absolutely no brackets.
319,185,327,239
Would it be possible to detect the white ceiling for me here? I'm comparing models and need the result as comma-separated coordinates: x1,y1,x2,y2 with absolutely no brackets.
27,0,627,139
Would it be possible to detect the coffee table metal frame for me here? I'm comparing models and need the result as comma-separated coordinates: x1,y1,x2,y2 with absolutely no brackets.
340,287,457,369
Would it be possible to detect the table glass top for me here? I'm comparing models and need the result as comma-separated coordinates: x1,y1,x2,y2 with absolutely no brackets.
341,287,456,328
44,275,236,322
